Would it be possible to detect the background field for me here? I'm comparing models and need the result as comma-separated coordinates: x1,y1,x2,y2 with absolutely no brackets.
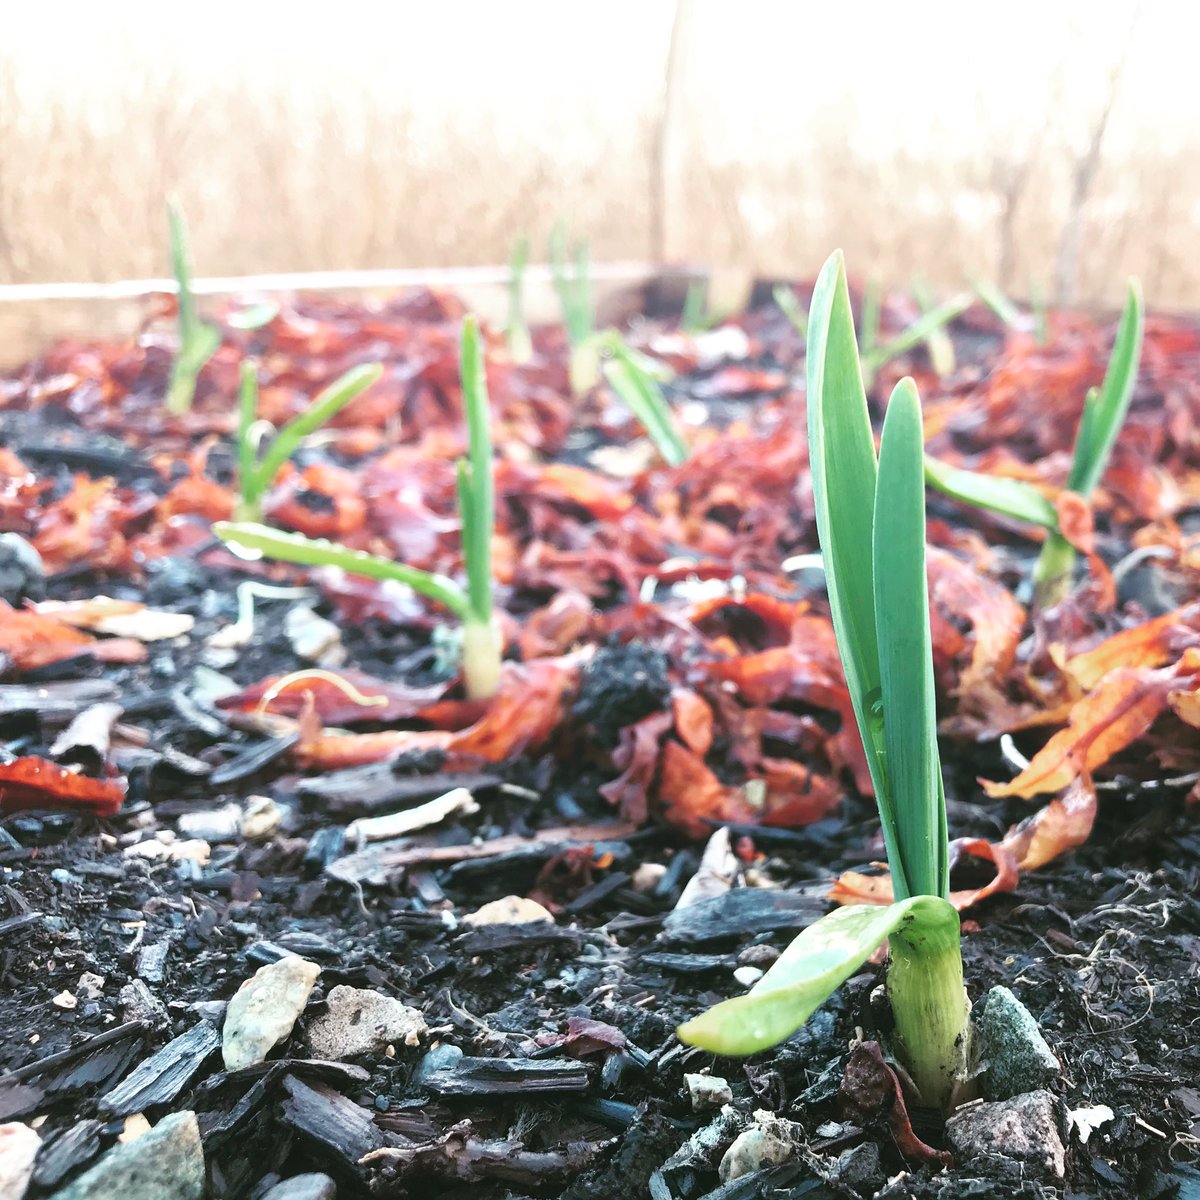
1,1,1195,308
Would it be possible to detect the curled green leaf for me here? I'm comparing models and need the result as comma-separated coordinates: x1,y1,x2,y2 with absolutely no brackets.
677,896,959,1056
924,456,1059,529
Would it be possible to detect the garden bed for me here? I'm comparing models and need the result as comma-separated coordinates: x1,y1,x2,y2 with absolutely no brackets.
0,279,1198,1199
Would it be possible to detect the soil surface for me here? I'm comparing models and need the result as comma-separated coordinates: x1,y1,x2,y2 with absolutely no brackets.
1,284,1199,1199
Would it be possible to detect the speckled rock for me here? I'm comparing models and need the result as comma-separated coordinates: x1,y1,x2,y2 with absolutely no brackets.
305,986,427,1059
975,985,1060,1100
222,955,320,1070
48,1111,203,1200
946,1089,1066,1179
685,1073,733,1110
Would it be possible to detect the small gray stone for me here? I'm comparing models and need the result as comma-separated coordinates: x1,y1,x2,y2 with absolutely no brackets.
222,955,320,1070
945,1090,1066,1180
177,804,242,843
685,1072,733,1110
48,1110,203,1200
0,1122,40,1200
414,1044,463,1083
718,1111,796,1182
119,979,170,1030
975,985,1060,1100
305,986,426,1060
0,534,45,605
829,1141,883,1193
260,1173,337,1200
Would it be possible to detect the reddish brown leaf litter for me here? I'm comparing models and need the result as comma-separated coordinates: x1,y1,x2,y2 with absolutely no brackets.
0,757,125,815
0,283,1199,1197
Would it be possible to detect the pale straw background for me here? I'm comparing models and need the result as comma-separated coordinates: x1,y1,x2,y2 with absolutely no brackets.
0,0,1195,359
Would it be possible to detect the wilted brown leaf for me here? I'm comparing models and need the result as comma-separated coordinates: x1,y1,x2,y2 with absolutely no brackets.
983,650,1200,799
1000,777,1098,871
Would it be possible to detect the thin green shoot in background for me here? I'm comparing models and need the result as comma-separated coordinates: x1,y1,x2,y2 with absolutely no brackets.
912,281,957,378
550,221,597,393
234,361,383,523
925,280,1143,607
165,200,221,416
216,316,502,699
773,284,808,338
506,236,533,364
601,335,688,467
862,290,971,390
679,251,969,1112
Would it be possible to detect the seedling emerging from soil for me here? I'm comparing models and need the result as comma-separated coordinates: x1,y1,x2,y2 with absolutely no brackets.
164,200,221,416
506,236,533,364
215,316,502,699
601,335,688,467
925,280,1143,607
233,361,383,522
678,251,970,1111
550,222,597,393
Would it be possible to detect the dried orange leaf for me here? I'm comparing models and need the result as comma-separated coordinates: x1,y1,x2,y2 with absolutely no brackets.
1066,602,1200,691
829,838,1018,912
657,740,752,838
1000,777,1097,871
927,547,1025,700
0,757,125,816
983,653,1200,799
671,688,714,756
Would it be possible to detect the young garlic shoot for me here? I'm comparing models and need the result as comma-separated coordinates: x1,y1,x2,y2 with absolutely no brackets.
912,281,957,378
678,250,969,1112
973,278,1027,332
165,199,221,416
600,335,688,467
550,222,597,393
925,280,1143,608
681,278,709,333
773,284,808,338
506,235,533,364
214,316,502,700
233,360,383,522
862,289,972,390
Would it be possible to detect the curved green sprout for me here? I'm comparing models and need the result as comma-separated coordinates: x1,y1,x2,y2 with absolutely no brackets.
234,362,383,523
601,337,688,467
678,897,960,1057
679,251,970,1110
926,280,1144,607
216,316,502,699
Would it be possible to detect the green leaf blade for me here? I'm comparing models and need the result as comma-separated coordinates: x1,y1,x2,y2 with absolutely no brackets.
874,380,945,899
602,346,688,467
213,522,471,620
253,363,383,494
677,897,957,1055
806,251,896,874
460,315,494,624
924,455,1060,529
1067,279,1144,497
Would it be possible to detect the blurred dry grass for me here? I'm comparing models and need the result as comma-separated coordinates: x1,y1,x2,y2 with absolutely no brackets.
1,1,1198,309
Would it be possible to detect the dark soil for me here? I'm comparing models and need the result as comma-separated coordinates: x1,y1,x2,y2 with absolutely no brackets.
1,287,1199,1200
